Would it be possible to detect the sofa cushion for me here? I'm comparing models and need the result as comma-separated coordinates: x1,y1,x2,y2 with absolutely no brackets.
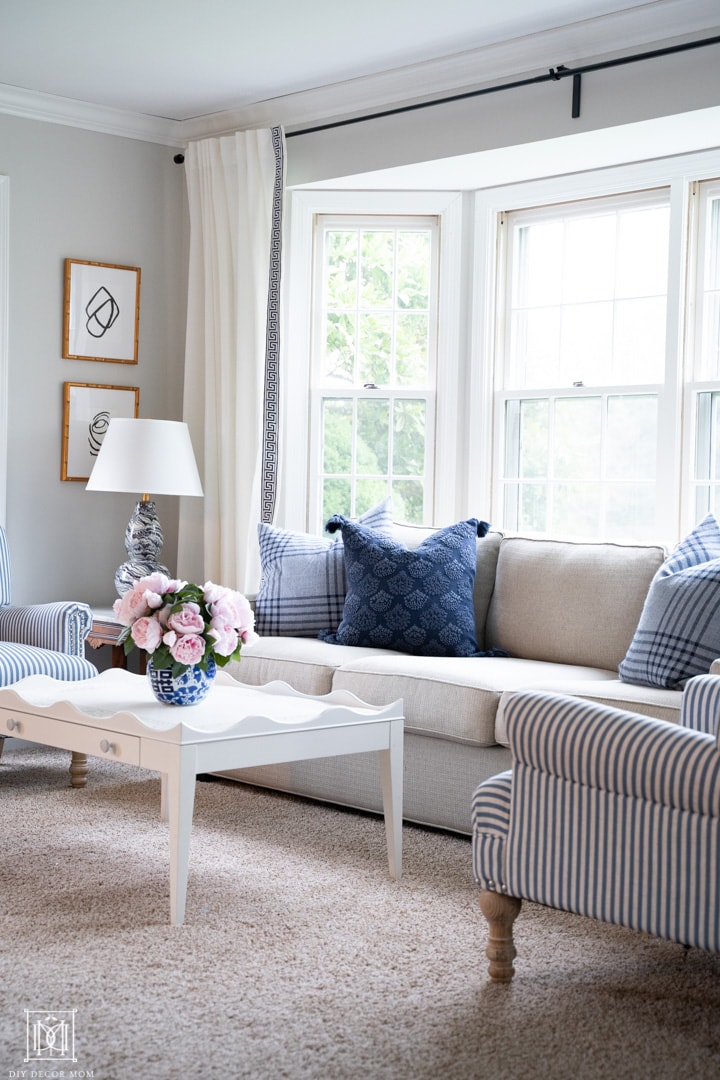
254,498,393,638
321,517,495,657
619,514,720,689
332,653,620,747
486,536,665,670
228,636,403,697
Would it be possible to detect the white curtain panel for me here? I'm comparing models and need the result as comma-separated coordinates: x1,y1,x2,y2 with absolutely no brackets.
178,128,284,593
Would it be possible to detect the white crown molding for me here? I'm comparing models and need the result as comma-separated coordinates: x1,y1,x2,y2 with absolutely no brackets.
179,0,720,141
0,82,182,146
0,0,716,146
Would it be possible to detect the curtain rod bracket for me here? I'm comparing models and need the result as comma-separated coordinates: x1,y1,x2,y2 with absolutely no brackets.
572,72,582,118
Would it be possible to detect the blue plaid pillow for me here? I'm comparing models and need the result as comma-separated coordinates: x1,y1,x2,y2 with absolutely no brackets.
254,499,393,637
319,516,499,657
619,514,720,688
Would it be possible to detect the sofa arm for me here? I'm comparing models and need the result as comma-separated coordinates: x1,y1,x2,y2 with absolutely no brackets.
504,691,720,817
0,602,93,657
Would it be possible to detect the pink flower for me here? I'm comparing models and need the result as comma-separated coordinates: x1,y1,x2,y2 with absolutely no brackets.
113,584,151,626
130,616,163,653
169,633,205,666
240,627,259,647
167,602,205,636
207,619,239,657
205,584,255,633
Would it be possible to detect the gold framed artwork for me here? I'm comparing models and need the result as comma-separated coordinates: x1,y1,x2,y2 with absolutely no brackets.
62,258,141,364
61,381,139,482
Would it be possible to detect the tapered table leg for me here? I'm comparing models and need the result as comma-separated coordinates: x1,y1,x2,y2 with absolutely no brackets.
69,751,88,788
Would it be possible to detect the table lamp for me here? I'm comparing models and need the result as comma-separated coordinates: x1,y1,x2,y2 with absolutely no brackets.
86,417,203,597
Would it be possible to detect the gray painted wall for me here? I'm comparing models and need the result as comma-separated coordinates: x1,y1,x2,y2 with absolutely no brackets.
0,113,186,607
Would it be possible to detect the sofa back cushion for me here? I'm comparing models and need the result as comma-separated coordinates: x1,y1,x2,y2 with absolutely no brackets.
391,524,502,651
485,536,666,670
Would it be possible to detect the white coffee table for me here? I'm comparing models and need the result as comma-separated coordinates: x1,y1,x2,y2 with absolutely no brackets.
0,669,404,925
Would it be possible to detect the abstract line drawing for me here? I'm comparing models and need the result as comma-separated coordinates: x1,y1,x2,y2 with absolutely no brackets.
63,259,141,364
88,410,111,455
85,287,120,338
62,381,139,482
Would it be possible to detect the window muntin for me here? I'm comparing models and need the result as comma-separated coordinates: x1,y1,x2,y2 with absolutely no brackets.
311,217,437,528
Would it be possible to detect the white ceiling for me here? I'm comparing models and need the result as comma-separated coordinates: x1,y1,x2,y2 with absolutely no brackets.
0,0,663,121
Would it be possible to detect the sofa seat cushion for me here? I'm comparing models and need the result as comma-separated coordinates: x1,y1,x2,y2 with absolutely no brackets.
494,679,682,746
332,654,618,747
228,637,404,697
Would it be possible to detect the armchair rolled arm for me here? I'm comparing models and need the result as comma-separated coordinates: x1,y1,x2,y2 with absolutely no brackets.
0,602,93,657
504,691,720,818
680,673,720,736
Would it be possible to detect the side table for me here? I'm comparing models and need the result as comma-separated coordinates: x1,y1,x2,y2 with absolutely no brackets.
87,607,146,673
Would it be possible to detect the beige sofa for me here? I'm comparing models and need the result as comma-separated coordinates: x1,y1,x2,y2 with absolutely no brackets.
225,528,680,834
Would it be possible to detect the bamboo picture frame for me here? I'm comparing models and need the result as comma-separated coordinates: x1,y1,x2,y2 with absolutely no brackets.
61,381,139,482
62,258,141,364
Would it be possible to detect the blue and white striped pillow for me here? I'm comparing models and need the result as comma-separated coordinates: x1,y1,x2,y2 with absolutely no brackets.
254,499,393,637
619,513,720,688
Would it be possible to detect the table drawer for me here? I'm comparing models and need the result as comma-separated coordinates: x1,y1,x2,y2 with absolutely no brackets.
1,710,141,764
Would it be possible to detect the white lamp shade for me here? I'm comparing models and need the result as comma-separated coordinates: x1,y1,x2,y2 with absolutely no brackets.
86,418,203,497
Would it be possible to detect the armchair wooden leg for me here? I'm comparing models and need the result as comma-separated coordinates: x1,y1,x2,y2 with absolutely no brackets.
479,889,522,983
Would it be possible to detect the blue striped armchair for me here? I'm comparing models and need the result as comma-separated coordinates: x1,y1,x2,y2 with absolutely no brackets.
472,676,720,982
0,523,97,701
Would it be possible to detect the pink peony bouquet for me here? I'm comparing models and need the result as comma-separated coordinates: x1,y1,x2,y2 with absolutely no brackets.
113,573,258,675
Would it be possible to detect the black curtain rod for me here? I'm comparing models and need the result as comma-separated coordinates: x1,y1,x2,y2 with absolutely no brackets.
286,33,720,138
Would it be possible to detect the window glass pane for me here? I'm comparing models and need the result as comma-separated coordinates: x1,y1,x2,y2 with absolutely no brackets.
554,482,601,535
325,231,357,308
322,399,352,473
517,484,547,533
606,395,657,479
322,478,351,523
397,231,430,309
514,222,563,307
511,308,561,387
396,312,429,384
612,296,666,382
605,483,656,539
615,206,669,298
392,479,424,524
357,398,389,474
360,231,394,308
559,303,613,385
553,398,601,480
356,478,389,515
514,399,548,479
323,312,355,383
393,399,426,475
562,216,615,303
358,313,391,385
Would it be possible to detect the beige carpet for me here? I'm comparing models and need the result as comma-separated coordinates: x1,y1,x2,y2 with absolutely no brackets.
1,742,718,1080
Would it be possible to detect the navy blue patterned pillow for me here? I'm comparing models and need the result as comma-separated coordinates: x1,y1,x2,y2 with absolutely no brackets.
619,513,720,688
320,517,496,657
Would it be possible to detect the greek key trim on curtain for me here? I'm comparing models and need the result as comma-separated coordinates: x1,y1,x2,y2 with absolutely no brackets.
261,126,284,526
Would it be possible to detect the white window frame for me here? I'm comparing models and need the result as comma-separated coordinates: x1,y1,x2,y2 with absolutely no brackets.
283,189,463,533
470,150,720,547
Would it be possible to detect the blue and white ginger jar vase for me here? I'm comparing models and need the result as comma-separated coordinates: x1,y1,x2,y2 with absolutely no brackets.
147,656,216,706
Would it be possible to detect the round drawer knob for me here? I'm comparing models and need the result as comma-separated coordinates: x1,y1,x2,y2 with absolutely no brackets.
99,739,114,754
6,717,19,732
